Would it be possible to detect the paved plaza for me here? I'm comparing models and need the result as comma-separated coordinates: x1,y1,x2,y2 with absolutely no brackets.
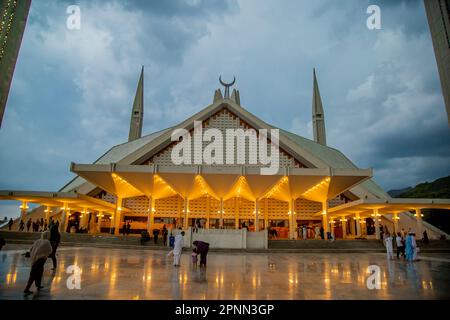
0,245,449,300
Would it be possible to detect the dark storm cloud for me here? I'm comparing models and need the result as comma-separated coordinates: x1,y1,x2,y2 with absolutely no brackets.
0,0,449,219
123,0,238,18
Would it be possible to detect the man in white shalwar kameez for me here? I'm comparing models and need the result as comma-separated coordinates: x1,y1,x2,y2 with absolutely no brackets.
173,231,185,267
384,232,394,260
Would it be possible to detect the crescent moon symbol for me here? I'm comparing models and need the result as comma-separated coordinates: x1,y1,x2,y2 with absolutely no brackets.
219,75,236,87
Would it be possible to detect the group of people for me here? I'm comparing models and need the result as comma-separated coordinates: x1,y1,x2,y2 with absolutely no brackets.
297,224,324,240
23,219,61,295
168,230,210,269
121,221,132,235
152,225,169,246
384,228,428,262
8,217,54,233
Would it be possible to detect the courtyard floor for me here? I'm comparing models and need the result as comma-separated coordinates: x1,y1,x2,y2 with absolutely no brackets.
0,244,449,300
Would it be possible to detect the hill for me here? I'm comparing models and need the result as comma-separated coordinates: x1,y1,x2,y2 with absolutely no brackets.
395,176,450,234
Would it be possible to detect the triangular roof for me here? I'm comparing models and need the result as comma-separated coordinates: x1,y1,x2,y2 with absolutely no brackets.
61,98,389,200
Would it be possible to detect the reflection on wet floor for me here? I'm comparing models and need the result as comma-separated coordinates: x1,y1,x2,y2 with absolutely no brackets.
0,245,449,300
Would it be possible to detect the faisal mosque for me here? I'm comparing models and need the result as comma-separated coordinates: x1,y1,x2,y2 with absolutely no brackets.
1,68,449,241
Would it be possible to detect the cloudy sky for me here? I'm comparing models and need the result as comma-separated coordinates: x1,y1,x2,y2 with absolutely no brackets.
1,0,449,219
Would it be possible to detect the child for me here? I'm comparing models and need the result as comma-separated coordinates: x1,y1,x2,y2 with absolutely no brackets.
191,248,198,267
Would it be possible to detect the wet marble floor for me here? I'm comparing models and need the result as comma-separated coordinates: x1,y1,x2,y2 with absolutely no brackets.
0,244,449,300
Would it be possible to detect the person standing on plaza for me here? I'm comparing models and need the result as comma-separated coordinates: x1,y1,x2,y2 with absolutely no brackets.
26,218,32,232
173,231,185,267
162,225,168,246
126,221,131,235
48,222,61,270
384,232,394,260
24,231,52,295
315,225,320,239
405,232,416,262
122,221,127,236
19,219,25,231
396,232,405,259
422,230,429,245
320,226,324,240
153,228,160,244
43,219,48,231
8,218,13,230
302,225,307,240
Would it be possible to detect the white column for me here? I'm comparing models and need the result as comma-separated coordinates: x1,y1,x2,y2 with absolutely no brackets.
44,206,51,222
374,208,380,240
234,197,239,229
20,202,28,222
254,200,259,232
113,197,122,235
341,216,347,239
219,198,224,229
288,199,295,240
415,208,424,235
264,198,269,230
183,197,189,229
206,196,210,229
60,204,68,233
322,201,329,239
355,213,362,237
330,219,335,238
147,197,154,232
393,212,399,234
97,212,103,233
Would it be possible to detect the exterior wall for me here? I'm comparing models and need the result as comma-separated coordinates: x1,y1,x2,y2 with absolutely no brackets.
181,227,268,249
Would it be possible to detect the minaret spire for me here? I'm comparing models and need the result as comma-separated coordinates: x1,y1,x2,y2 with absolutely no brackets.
312,68,326,145
128,66,144,142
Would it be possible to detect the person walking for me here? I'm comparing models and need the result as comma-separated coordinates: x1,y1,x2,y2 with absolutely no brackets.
19,220,25,231
26,218,32,232
396,232,405,259
43,219,48,231
173,231,185,267
24,231,52,295
384,232,394,260
8,218,13,230
320,226,324,240
126,221,131,235
48,223,61,270
302,225,307,240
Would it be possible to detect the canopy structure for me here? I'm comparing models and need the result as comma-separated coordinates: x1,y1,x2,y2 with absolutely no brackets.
70,163,373,203
0,190,130,215
326,198,450,218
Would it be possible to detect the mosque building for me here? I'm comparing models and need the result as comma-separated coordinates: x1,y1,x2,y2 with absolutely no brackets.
1,68,449,240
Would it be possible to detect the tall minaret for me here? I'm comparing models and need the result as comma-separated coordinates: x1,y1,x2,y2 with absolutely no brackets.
128,66,144,142
312,68,326,145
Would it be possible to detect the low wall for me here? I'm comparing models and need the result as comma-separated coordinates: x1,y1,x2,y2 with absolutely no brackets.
247,230,268,249
172,228,268,249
